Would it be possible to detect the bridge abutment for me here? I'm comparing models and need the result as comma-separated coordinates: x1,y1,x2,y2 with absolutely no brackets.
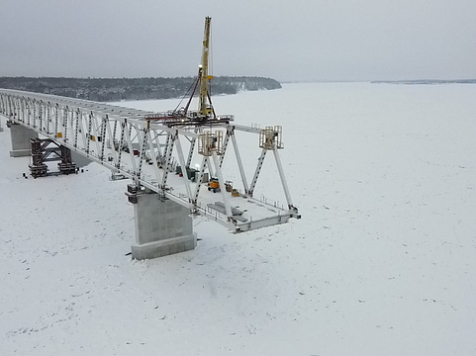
129,187,196,259
8,122,38,157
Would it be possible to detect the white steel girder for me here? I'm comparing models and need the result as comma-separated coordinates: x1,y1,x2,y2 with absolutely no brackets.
0,89,300,231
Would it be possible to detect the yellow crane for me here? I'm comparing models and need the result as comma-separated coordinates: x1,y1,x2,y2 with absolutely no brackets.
145,16,233,126
198,16,214,118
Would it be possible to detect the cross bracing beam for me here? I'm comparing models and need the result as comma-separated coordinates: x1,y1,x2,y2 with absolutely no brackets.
0,89,300,232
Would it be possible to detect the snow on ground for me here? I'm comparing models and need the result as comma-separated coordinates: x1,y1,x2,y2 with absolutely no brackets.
1,82,476,355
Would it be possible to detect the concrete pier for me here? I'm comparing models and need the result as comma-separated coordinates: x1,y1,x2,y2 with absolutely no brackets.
131,191,196,260
9,123,38,157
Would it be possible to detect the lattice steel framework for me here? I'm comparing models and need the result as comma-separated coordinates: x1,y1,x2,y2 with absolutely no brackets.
0,89,300,232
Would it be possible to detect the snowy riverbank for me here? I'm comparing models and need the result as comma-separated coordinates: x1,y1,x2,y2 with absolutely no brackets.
1,82,476,355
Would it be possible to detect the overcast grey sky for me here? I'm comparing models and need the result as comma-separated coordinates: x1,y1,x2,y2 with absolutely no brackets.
1,0,475,81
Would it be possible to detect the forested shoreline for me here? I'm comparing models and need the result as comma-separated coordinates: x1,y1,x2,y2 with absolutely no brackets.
0,76,282,102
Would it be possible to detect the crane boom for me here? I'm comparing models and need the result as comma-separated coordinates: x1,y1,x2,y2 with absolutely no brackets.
199,16,213,118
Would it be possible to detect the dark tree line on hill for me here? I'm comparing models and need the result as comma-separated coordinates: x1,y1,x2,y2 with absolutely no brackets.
0,76,282,102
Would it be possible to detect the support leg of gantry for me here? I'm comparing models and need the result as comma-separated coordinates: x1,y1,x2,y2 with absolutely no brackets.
8,123,38,157
129,189,197,260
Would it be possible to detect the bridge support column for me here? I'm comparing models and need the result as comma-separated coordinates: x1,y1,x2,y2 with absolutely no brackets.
8,122,38,157
128,186,196,260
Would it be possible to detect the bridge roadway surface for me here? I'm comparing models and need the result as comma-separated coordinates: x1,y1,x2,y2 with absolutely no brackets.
0,89,298,232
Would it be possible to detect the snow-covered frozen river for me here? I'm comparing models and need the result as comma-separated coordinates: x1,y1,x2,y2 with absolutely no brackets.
1,82,476,355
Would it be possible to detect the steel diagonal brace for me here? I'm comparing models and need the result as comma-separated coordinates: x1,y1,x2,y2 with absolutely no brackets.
136,128,149,180
151,129,165,164
112,120,118,144
193,155,209,206
86,112,93,154
174,132,194,204
38,101,43,133
46,103,52,134
272,146,294,211
99,116,108,161
229,128,250,195
32,100,37,129
212,150,233,219
74,109,80,148
18,97,23,122
5,96,9,115
23,98,28,123
26,100,31,126
10,95,17,120
161,133,175,188
7,95,14,119
124,121,139,185
22,98,27,123
61,106,68,142
219,127,231,169
12,96,18,121
186,126,200,168
5,95,11,117
130,126,139,143
103,115,117,169
2,95,7,114
133,123,145,156
14,96,20,121
90,113,102,156
54,104,59,136
17,97,21,120
146,128,163,187
248,148,267,197
19,98,24,123
0,94,5,114
79,112,89,154
206,156,214,178
5,95,10,116
5,95,10,117
116,120,126,169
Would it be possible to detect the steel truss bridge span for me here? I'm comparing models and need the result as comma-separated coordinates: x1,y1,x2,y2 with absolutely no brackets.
0,89,300,232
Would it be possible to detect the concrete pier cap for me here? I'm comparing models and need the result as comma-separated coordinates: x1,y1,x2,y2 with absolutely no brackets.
130,188,197,260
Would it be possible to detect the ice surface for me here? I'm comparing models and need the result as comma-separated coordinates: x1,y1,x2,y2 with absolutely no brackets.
1,82,476,355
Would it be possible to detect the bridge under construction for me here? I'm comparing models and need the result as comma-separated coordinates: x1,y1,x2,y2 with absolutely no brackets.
0,17,300,259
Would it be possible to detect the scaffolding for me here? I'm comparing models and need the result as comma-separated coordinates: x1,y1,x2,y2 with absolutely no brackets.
29,138,77,178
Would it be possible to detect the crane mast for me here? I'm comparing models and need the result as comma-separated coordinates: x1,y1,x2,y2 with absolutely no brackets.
145,16,231,126
198,16,213,118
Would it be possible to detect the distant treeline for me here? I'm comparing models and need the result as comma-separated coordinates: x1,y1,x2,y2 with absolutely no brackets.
373,79,476,85
0,76,282,102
